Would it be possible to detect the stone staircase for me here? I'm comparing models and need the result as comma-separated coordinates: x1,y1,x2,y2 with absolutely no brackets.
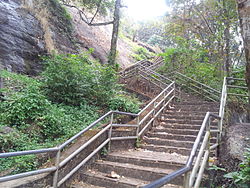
71,93,219,188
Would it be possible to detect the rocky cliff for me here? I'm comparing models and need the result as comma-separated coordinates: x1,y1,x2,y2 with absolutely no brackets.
0,0,135,75
0,0,78,75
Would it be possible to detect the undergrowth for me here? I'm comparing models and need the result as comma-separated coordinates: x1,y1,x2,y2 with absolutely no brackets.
0,52,140,174
208,148,250,188
132,46,155,61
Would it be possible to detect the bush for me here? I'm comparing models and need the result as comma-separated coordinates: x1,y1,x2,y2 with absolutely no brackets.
0,53,140,174
37,104,98,140
41,53,119,106
0,86,51,127
132,47,155,61
108,94,140,113
159,47,221,91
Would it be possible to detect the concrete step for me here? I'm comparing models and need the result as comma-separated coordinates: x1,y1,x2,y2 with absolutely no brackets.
146,132,217,144
169,105,219,111
177,98,205,102
81,170,181,188
160,119,218,126
161,114,206,121
173,102,219,106
92,160,181,183
105,150,186,171
141,144,191,156
152,127,199,136
152,127,217,138
146,132,197,142
164,111,218,116
81,170,149,188
144,137,194,148
159,122,218,130
71,181,105,188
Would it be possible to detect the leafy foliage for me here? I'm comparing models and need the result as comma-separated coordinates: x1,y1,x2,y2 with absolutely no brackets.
159,37,222,90
0,53,140,174
132,47,155,61
76,0,115,15
224,148,250,187
108,94,140,113
41,53,118,106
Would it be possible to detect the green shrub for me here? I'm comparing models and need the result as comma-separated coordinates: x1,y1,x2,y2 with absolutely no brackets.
0,86,51,127
0,129,29,153
159,47,221,91
0,53,140,174
0,70,41,97
37,104,98,140
108,94,140,113
132,47,155,61
41,53,118,106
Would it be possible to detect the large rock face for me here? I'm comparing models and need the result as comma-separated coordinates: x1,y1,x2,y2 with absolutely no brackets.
0,0,137,75
0,0,77,75
0,0,46,74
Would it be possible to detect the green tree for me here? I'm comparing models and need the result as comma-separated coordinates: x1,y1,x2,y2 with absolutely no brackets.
163,0,242,77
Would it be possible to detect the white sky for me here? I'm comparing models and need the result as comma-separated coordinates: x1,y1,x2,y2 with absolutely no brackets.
123,0,170,21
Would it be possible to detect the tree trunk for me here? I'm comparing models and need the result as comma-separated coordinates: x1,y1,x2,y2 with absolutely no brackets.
223,0,231,76
236,0,250,102
108,0,121,65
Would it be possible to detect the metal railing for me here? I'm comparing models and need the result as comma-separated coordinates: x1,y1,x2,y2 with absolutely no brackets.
165,71,221,102
120,57,168,98
144,112,221,188
137,82,175,137
227,77,249,99
120,57,221,102
143,74,249,187
119,56,164,80
121,58,248,187
0,62,175,187
0,110,138,187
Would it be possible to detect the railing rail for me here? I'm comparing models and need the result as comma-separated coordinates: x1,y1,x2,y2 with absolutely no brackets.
164,71,221,102
227,77,249,98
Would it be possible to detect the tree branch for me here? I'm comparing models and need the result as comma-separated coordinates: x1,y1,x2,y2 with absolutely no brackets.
192,6,214,35
62,2,114,26
90,0,103,24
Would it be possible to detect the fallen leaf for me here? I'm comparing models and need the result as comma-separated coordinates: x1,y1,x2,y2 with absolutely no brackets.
106,171,120,179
